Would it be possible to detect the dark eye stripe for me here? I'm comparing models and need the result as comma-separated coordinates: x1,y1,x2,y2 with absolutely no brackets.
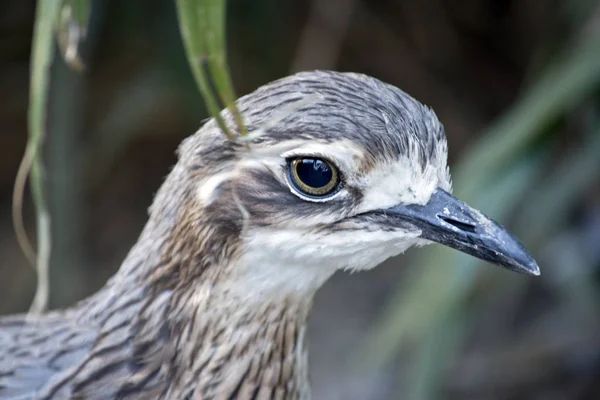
287,157,341,198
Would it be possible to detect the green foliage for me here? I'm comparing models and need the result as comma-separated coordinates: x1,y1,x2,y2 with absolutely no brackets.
23,0,90,312
176,0,246,139
22,0,64,314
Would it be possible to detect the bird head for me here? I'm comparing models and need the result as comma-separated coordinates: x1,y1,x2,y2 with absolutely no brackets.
157,71,538,296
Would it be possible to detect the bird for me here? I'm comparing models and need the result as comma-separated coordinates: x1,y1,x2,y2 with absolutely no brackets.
0,70,539,400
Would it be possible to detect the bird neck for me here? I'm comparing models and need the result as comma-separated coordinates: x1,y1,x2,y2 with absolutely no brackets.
99,232,316,398
158,281,313,397
93,164,318,397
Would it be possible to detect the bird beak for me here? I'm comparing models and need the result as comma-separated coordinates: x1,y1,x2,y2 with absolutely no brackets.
385,188,540,276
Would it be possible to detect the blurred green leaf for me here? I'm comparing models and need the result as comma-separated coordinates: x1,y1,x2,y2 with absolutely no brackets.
22,0,63,314
456,31,600,199
176,0,246,140
408,306,464,400
516,132,600,246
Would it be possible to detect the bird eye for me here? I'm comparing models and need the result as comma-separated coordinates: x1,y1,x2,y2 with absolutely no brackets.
287,157,340,197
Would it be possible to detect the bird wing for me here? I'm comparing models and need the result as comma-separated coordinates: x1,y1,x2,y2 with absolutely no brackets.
0,312,98,399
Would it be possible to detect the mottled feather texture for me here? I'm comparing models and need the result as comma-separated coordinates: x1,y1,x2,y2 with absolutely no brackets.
0,71,451,399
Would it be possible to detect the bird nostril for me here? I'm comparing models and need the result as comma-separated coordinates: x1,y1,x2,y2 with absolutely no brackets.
438,215,477,233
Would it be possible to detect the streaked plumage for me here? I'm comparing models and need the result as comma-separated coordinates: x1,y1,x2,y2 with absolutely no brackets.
0,71,538,399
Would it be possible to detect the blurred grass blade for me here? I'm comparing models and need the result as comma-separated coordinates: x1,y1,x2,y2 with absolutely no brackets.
56,0,90,71
456,31,600,199
18,0,63,314
408,306,464,400
199,0,246,136
516,132,600,246
176,0,246,140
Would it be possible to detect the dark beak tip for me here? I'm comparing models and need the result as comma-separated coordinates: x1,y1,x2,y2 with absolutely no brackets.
499,238,540,277
506,248,540,276
518,260,541,276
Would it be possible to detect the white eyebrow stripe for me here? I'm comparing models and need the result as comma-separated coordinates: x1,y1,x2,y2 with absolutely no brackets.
197,171,235,206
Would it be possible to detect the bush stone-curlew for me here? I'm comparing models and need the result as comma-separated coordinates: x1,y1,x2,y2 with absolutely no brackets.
0,71,539,399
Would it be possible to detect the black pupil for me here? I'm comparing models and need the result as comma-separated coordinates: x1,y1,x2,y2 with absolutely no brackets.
296,159,333,188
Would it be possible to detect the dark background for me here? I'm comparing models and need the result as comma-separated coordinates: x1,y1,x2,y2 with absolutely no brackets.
1,1,600,399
